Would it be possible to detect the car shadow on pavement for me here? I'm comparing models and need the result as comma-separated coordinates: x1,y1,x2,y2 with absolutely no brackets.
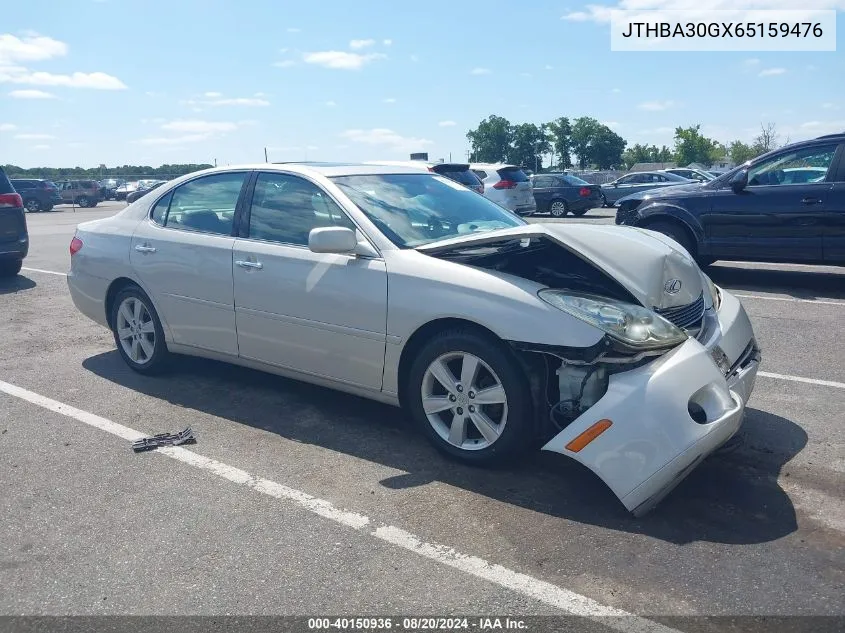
708,264,845,301
0,275,37,295
83,352,805,546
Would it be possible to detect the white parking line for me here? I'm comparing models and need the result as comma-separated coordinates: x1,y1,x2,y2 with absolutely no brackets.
21,266,67,277
758,371,845,390
0,378,677,633
734,293,845,307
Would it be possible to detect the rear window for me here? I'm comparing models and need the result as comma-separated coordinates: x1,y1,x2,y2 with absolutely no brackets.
0,168,14,194
562,175,589,186
433,168,482,187
497,167,529,182
11,180,34,190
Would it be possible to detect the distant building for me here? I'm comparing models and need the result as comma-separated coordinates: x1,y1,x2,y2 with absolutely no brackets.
628,161,677,172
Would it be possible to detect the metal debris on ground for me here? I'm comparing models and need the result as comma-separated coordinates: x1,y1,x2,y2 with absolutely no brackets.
131,427,196,452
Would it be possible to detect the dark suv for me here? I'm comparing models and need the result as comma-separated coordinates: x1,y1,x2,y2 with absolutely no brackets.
55,180,103,207
10,178,63,212
615,133,845,265
0,166,28,277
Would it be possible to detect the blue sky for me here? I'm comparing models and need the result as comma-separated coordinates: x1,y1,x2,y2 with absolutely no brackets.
2,0,844,168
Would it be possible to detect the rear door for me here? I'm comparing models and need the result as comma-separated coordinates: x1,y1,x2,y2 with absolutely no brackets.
530,175,555,210
823,143,845,264
130,171,250,355
704,143,839,262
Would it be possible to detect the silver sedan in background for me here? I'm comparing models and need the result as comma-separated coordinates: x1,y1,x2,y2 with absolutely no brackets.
601,170,693,204
66,163,758,516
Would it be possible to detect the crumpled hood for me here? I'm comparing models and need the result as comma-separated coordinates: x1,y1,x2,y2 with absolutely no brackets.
418,223,703,310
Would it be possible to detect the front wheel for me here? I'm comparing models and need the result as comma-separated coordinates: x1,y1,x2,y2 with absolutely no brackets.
0,260,22,277
75,196,90,208
600,193,608,207
110,286,169,374
549,200,568,217
406,329,534,465
643,221,695,257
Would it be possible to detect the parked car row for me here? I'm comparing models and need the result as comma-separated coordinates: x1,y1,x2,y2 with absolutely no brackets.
10,178,103,211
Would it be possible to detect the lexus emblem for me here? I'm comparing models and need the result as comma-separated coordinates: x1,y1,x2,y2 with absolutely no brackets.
664,279,683,295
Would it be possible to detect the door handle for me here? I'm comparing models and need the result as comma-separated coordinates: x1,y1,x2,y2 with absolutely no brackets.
134,244,156,253
801,197,822,205
235,260,263,270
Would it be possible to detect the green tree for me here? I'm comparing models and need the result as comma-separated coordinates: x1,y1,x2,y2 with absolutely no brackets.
545,117,573,169
673,125,722,166
728,140,758,165
570,117,626,169
466,115,513,163
508,122,550,171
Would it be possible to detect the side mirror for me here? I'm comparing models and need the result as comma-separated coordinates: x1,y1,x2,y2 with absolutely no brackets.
729,169,748,193
308,227,358,254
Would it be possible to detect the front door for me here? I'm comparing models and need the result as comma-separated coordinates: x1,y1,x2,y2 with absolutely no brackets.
129,171,250,356
232,171,388,389
702,143,839,262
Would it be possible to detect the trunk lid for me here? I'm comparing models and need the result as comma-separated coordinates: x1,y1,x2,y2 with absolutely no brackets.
418,223,703,310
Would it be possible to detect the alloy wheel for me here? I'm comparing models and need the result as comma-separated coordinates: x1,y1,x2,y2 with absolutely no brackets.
420,352,508,451
25,199,41,213
550,201,567,217
116,296,156,365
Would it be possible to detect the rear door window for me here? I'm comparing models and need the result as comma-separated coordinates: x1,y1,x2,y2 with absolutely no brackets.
532,176,555,188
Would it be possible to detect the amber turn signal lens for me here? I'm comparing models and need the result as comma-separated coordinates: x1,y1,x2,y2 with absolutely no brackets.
565,419,613,453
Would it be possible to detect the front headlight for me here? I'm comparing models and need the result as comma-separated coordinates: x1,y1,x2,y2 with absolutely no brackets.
702,273,721,311
538,290,688,350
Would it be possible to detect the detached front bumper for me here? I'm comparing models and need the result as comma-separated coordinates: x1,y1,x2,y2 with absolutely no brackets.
542,289,759,515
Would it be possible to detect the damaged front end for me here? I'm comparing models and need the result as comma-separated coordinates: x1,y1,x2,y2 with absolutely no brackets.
424,227,759,516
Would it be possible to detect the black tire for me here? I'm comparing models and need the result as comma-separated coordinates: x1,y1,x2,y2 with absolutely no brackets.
643,220,695,257
406,328,534,466
76,196,90,208
600,193,608,207
570,207,589,217
44,204,54,212
24,198,42,213
110,285,169,375
549,199,568,218
0,260,23,277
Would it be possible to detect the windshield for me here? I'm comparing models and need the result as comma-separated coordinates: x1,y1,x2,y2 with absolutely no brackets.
331,173,525,248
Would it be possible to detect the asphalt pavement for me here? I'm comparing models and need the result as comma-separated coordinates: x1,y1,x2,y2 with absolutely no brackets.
1,203,843,627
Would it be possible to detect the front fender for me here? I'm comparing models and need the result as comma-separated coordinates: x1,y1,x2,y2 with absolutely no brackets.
636,202,704,243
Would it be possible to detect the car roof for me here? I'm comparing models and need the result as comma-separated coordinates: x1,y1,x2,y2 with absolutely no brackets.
221,162,444,177
469,162,518,169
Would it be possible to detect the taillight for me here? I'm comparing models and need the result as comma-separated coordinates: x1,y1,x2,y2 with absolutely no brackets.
0,193,23,208
70,236,83,256
579,187,592,197
493,179,517,190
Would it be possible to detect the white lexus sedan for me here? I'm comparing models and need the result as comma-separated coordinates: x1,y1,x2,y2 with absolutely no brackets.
67,163,760,516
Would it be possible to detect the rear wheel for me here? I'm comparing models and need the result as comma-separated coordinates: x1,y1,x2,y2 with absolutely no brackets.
549,200,568,217
75,196,90,208
24,199,41,213
110,286,169,374
0,260,23,277
406,329,534,466
644,220,695,257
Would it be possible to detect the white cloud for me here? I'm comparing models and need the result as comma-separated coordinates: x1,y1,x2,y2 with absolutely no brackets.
14,133,54,139
204,91,222,97
383,97,396,103
325,100,337,107
544,64,553,70
438,120,456,127
602,121,621,129
759,67,787,77
349,39,375,49
287,28,301,33
822,102,840,110
33,144,50,150
638,99,675,111
410,54,419,62
182,96,270,107
383,39,392,46
307,145,319,150
161,120,239,133
520,72,532,78
137,134,209,146
303,50,385,70
0,68,127,89
279,48,289,54
273,60,296,68
470,67,492,75
254,92,265,97
790,119,845,138
0,123,16,131
0,34,67,65
743,57,761,67
8,89,56,99
610,87,621,93
341,128,433,152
